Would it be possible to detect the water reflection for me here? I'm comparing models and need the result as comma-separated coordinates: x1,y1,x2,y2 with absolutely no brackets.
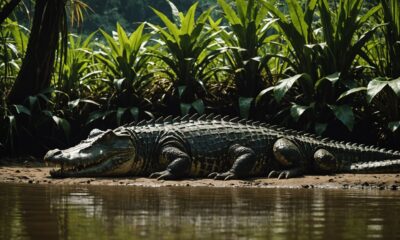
0,183,399,240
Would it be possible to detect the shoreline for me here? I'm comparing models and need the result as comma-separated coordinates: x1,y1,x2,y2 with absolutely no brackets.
0,164,399,190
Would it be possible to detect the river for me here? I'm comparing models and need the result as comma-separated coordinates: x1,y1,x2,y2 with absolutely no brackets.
0,183,399,239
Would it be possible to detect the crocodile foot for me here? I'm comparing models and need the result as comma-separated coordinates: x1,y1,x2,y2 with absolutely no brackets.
149,170,177,180
208,171,237,180
268,168,303,179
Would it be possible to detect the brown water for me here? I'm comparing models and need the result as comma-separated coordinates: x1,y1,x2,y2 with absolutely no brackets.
0,183,399,240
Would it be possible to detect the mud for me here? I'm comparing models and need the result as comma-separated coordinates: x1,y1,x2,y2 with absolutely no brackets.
0,158,399,190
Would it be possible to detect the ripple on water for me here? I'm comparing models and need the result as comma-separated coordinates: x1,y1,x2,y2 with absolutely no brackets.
0,184,399,240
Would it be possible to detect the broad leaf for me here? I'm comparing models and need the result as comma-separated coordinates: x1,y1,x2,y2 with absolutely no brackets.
218,0,241,26
290,104,310,122
239,97,253,119
130,107,139,121
328,104,354,131
315,122,328,135
366,77,400,103
13,105,31,116
178,85,187,97
180,103,192,116
337,87,367,101
287,0,308,43
53,116,71,138
388,121,400,132
116,107,127,125
192,99,205,114
274,74,305,102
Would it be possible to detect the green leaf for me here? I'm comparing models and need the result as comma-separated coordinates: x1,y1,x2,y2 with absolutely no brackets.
86,111,114,125
290,104,310,122
367,78,390,103
116,23,129,49
129,107,139,121
192,99,205,114
274,74,305,102
315,72,340,89
328,104,354,131
323,72,340,84
7,115,16,130
13,105,31,116
68,99,100,109
151,7,180,41
255,86,274,105
337,87,367,101
315,122,328,135
180,103,192,116
218,0,241,26
287,0,308,43
53,116,71,138
239,97,253,119
388,121,400,132
114,78,126,91
166,0,180,24
80,99,100,106
181,2,198,34
389,76,400,96
178,85,187,97
261,1,288,22
68,99,80,109
116,107,126,125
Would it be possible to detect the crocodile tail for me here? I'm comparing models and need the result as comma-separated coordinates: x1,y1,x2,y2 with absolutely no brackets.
348,159,400,173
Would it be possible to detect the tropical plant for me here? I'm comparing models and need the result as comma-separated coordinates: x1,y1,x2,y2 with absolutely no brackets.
0,19,28,99
357,0,400,138
258,0,381,135
0,89,71,155
380,0,400,78
56,32,98,99
362,0,400,79
215,0,278,118
317,0,381,80
262,0,317,78
89,22,153,125
148,1,221,115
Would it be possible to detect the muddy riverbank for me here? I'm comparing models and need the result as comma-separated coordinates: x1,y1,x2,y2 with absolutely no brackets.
0,158,399,190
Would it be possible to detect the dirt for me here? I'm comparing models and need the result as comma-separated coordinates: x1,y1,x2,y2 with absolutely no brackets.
0,158,399,190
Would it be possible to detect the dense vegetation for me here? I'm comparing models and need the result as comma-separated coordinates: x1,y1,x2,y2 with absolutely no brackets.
81,0,217,33
1,0,399,157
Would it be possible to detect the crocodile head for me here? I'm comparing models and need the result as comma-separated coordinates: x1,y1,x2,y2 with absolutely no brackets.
44,128,136,178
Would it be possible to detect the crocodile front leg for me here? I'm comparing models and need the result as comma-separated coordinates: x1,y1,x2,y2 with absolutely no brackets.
149,145,191,180
208,144,256,180
268,138,305,179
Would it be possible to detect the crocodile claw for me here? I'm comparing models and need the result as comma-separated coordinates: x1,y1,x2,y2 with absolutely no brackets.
268,170,290,179
149,170,176,180
208,171,236,180
268,170,279,178
268,168,303,179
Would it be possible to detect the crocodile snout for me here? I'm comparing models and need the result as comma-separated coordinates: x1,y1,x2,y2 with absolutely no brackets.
44,149,62,161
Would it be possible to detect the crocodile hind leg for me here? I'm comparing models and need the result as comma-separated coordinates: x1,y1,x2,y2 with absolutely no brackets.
313,149,337,173
268,138,304,179
149,145,191,180
208,144,256,180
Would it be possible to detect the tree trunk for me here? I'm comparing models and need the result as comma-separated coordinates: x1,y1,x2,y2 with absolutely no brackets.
7,0,66,104
0,0,22,25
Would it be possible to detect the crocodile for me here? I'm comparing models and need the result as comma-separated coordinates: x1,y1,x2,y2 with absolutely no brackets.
44,114,400,179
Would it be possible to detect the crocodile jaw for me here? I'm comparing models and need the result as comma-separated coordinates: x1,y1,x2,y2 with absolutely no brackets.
44,150,134,178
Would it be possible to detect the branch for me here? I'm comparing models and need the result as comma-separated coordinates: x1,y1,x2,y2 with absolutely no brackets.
0,0,22,25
